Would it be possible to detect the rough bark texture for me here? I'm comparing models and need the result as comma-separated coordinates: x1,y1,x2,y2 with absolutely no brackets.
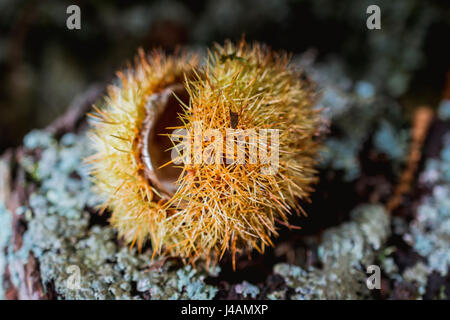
0,85,105,300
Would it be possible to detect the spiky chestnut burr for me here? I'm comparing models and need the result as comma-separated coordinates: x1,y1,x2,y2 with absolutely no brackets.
88,41,322,268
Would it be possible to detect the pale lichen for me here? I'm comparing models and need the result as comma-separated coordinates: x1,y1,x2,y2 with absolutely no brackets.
271,204,390,300
0,204,12,299
407,134,450,278
309,61,408,181
4,130,219,300
438,99,450,121
234,281,260,299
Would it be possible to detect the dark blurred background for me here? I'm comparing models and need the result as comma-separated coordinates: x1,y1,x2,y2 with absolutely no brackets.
1,0,449,152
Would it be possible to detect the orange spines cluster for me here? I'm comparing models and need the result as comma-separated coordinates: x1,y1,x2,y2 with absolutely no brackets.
88,41,321,268
87,49,198,251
